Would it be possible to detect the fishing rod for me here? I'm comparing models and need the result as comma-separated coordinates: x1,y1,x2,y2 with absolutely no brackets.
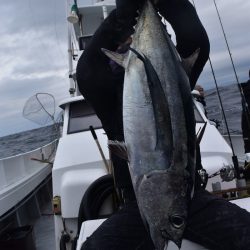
191,0,241,178
208,58,241,178
89,126,111,173
212,0,250,129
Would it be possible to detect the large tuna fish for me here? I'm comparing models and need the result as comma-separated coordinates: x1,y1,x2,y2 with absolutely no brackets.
103,0,196,248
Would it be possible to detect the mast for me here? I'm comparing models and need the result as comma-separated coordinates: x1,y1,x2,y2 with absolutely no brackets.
66,0,78,97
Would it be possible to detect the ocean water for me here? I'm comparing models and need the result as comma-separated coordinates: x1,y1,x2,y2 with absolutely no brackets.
0,125,59,159
205,83,243,135
0,84,245,159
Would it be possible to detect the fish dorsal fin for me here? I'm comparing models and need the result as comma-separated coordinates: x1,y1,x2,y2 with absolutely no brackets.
101,48,128,68
108,140,128,161
181,48,200,76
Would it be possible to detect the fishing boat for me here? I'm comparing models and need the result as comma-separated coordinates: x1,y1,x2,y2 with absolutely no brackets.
1,1,249,250
0,139,57,249
51,1,250,250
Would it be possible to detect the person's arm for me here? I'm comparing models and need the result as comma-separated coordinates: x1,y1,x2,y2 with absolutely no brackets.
78,0,143,72
76,0,143,118
76,7,138,140
76,10,120,89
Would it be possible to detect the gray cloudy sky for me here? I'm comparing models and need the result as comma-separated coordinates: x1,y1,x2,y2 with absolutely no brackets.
0,0,249,137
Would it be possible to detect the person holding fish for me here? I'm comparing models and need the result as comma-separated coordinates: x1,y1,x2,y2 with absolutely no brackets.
76,0,250,249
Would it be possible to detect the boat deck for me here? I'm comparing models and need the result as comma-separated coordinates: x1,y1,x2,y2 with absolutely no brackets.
34,202,55,250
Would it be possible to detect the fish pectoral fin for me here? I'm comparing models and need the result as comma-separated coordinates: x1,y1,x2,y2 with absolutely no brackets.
108,140,128,161
101,48,128,68
181,48,200,76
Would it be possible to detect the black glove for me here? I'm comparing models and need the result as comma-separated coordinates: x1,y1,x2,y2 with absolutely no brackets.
116,0,142,22
115,0,145,40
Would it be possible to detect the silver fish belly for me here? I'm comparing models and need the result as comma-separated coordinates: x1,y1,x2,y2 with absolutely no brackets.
104,0,196,249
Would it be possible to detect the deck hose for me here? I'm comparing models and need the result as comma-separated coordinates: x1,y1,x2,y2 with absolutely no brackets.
72,174,117,250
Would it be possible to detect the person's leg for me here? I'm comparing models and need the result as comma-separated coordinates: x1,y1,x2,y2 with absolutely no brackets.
81,201,154,250
185,189,250,250
187,45,209,90
81,190,250,250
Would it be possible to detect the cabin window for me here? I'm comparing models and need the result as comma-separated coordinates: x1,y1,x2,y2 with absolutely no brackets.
79,35,92,50
68,101,102,134
68,100,204,134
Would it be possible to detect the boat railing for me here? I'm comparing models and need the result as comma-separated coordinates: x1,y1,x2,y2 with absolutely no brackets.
0,139,58,190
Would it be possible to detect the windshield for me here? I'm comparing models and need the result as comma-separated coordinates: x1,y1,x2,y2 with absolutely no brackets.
68,100,204,134
68,100,102,134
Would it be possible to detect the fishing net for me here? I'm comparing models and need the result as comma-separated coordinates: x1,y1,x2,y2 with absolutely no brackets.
23,93,56,125
23,93,61,159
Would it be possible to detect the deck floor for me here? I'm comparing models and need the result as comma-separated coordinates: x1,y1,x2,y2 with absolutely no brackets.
33,203,55,250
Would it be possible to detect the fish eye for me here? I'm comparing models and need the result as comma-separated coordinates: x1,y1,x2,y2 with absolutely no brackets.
170,215,185,229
